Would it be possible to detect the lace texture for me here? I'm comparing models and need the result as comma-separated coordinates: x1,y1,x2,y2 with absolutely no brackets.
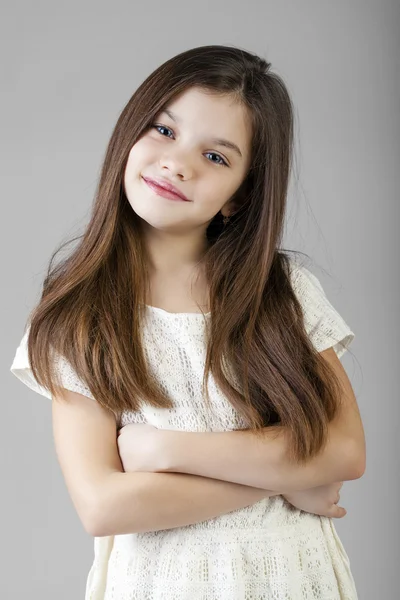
10,259,357,599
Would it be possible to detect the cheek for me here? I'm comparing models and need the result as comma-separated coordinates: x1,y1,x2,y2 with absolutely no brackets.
124,145,150,192
131,137,157,162
201,175,241,206
126,139,153,170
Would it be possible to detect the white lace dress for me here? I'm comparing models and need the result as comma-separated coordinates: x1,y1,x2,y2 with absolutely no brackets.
10,260,359,599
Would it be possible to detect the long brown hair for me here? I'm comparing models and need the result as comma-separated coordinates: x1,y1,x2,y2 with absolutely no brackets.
26,45,345,464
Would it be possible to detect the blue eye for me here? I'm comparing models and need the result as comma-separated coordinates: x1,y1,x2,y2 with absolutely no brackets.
204,152,228,167
152,124,228,167
153,124,173,138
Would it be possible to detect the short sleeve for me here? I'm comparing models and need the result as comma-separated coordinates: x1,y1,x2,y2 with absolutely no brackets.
9,325,96,401
289,261,355,358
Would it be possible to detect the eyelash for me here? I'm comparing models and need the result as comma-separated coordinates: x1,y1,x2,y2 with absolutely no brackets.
151,124,229,167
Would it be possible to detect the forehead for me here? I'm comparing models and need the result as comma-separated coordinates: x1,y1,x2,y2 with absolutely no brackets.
160,87,252,160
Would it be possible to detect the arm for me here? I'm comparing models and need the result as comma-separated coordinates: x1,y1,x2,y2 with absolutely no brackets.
51,388,279,538
98,471,279,537
160,348,366,494
160,423,357,494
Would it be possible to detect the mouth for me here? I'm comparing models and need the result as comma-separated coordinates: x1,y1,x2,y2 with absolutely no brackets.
142,176,190,202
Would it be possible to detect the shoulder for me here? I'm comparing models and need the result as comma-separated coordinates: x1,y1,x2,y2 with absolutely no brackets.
10,323,95,401
286,256,355,358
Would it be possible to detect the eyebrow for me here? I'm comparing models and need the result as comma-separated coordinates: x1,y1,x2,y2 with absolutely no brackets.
161,108,243,159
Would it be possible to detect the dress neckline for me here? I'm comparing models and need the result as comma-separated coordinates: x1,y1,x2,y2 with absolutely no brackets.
144,304,211,317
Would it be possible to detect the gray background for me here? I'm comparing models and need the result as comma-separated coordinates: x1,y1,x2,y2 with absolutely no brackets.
2,0,399,598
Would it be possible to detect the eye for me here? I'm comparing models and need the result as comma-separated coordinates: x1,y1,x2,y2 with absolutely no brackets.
153,124,174,138
152,124,229,167
204,152,228,167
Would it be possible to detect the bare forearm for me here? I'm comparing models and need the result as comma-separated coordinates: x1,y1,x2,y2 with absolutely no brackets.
162,425,361,494
95,471,279,537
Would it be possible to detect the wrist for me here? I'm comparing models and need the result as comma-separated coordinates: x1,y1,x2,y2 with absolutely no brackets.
156,429,185,473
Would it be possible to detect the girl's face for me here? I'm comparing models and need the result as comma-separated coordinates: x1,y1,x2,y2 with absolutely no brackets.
123,87,252,234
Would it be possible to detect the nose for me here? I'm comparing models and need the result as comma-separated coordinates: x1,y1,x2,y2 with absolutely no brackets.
159,148,193,180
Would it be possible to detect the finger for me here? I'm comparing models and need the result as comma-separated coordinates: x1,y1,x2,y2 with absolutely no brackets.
331,505,347,519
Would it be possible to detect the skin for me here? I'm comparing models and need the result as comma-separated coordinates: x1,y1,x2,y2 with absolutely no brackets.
123,86,252,278
117,424,348,519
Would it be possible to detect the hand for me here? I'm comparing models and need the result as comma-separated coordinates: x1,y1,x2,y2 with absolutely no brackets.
283,482,347,519
117,423,166,473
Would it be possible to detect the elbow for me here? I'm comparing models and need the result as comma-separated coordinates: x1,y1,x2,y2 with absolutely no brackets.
84,499,117,537
344,437,367,481
79,486,111,537
82,475,135,537
84,513,105,538
82,498,106,537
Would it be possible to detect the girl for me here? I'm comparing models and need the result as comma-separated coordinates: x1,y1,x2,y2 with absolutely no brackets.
10,45,365,599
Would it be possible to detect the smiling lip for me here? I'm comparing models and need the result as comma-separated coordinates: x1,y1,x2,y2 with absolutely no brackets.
142,176,190,202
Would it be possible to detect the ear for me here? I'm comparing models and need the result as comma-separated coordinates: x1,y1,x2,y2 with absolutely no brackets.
221,177,249,217
220,199,237,218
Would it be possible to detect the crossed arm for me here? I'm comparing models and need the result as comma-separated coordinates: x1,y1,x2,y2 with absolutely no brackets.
152,348,366,494
53,347,365,536
100,348,365,536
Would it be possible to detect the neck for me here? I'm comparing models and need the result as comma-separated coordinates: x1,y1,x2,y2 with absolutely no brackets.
143,225,209,276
